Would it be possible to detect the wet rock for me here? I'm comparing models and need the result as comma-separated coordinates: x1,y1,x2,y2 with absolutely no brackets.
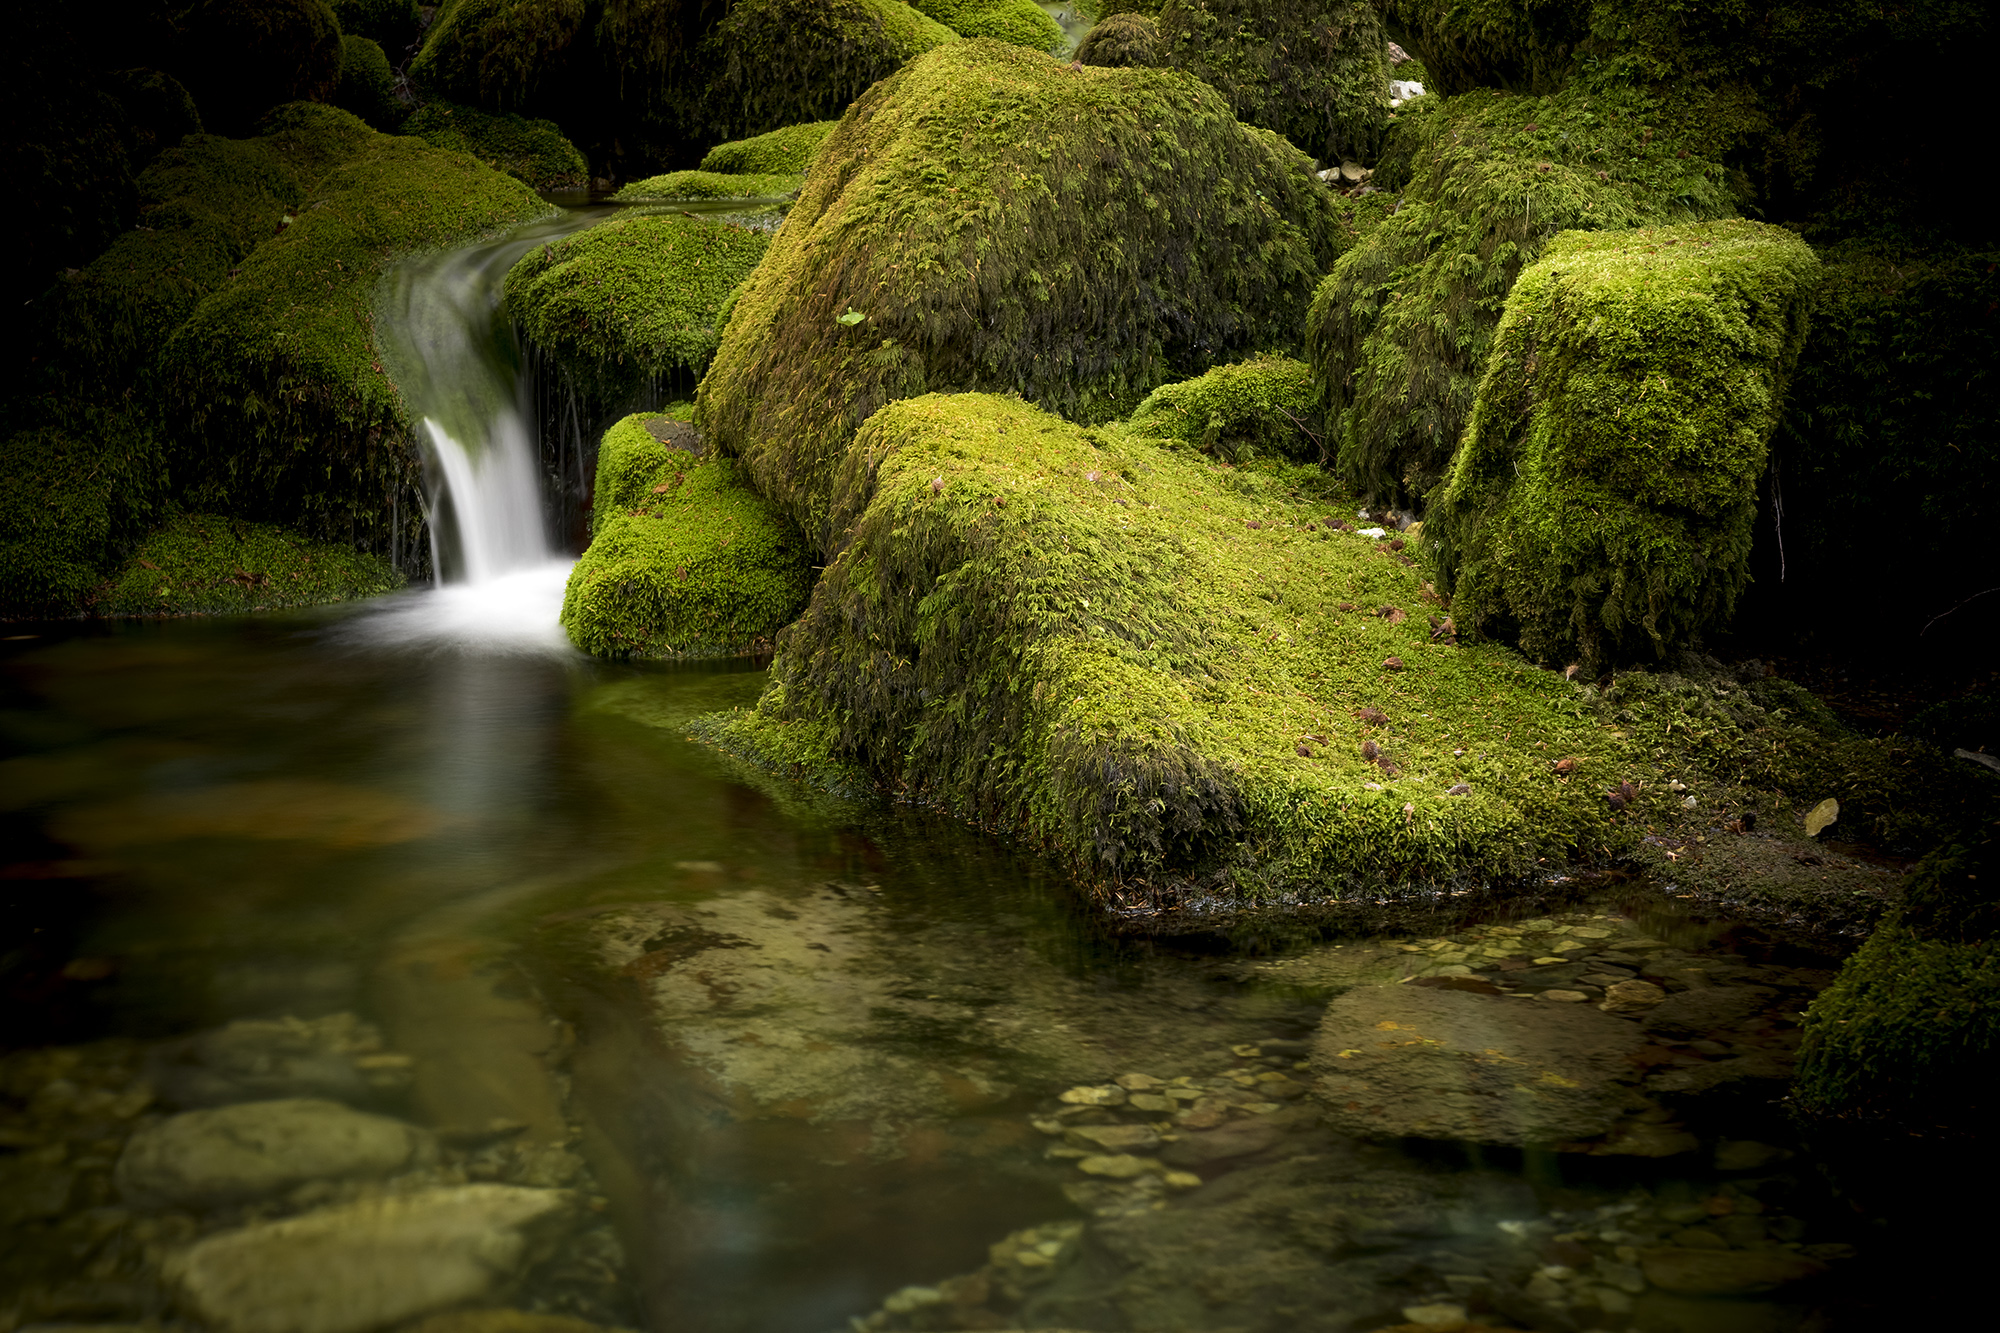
1311,985,1647,1144
405,1313,616,1333
1639,1246,1827,1295
116,1099,430,1207
0,1150,75,1224
1063,1123,1160,1154
1158,1117,1283,1168
1599,979,1668,1015
148,1014,404,1109
1714,1138,1791,1171
1641,985,1778,1039
1076,1153,1155,1178
165,1184,573,1333
1646,1051,1794,1101
1059,1084,1128,1107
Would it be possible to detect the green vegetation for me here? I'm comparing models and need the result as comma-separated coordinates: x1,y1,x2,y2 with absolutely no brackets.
504,211,770,406
403,100,590,190
0,422,165,616
906,0,1065,52
334,36,405,130
105,67,204,170
177,0,345,135
1429,220,1818,671
704,0,959,141
331,0,421,51
1075,13,1164,67
561,414,813,658
98,510,406,616
1157,0,1389,167
1374,0,1586,98
612,171,802,201
1126,356,1319,463
697,38,1342,552
698,121,838,175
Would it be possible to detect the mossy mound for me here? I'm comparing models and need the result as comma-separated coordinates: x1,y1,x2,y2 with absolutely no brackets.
504,211,771,406
1074,13,1164,67
611,170,802,201
106,67,205,170
704,0,960,142
402,100,591,190
698,121,839,175
907,0,1065,52
98,511,406,616
0,422,165,617
176,0,345,135
158,117,554,558
1126,356,1319,463
331,0,422,51
697,38,1343,553
1430,220,1818,671
561,414,813,658
334,36,405,131
1304,82,1737,504
1374,0,1587,98
1157,0,1388,167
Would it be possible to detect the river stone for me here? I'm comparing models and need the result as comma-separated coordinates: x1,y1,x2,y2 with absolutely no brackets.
1158,1117,1283,1168
1639,1246,1827,1295
1063,1123,1160,1154
117,1098,429,1206
404,1311,613,1333
1641,984,1778,1039
165,1184,572,1333
1599,979,1668,1014
1310,985,1647,1144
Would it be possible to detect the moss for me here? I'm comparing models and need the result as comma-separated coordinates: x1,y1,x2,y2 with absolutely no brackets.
1074,13,1164,67
176,0,345,135
504,211,771,407
1374,0,1588,98
611,170,802,201
703,0,960,141
0,421,165,617
6,71,136,316
1428,220,1817,671
1304,81,1738,504
698,121,839,175
105,68,204,170
697,38,1343,554
158,125,554,559
403,100,591,190
408,0,594,112
906,0,1066,52
98,510,406,616
1126,356,1320,463
331,0,422,51
335,36,407,131
560,413,814,658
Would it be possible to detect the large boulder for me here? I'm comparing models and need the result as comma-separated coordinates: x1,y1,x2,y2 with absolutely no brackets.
401,101,590,191
1075,13,1165,68
175,0,345,135
697,120,838,175
701,0,960,142
1427,219,1819,669
332,36,405,131
905,0,1065,51
116,1098,430,1206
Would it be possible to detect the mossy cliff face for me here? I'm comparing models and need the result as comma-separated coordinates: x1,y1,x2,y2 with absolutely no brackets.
402,101,592,190
1156,0,1390,167
1126,356,1320,464
697,38,1343,554
1430,220,1818,671
1305,83,1737,504
904,0,1065,52
561,414,813,657
698,121,838,175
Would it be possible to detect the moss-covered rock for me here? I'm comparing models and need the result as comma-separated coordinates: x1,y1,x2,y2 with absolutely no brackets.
1429,220,1818,670
611,170,802,201
1074,13,1164,67
176,0,345,135
561,414,813,658
0,422,165,617
698,121,838,175
1126,356,1319,463
98,511,406,616
698,38,1343,553
1157,0,1389,167
105,68,205,170
334,36,406,130
504,211,771,408
1374,0,1588,98
331,0,422,51
703,0,960,142
402,100,590,190
1304,82,1737,504
906,0,1065,52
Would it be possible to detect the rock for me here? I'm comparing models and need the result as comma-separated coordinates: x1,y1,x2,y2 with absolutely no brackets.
404,1312,614,1333
1127,1092,1175,1112
1114,1072,1164,1091
147,1014,399,1109
1076,1153,1154,1179
1646,1051,1794,1101
1159,1117,1283,1168
1715,1138,1791,1171
1063,1123,1160,1154
1641,985,1777,1039
1537,989,1589,1002
1059,1084,1128,1107
1311,984,1647,1144
1599,979,1668,1014
1639,1246,1828,1295
117,1099,429,1207
1400,1303,1467,1326
165,1184,573,1333
0,1152,74,1224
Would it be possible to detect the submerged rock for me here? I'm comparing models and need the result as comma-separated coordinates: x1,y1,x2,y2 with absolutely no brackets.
116,1098,430,1207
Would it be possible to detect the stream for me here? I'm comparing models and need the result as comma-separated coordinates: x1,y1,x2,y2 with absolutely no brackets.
0,209,1898,1333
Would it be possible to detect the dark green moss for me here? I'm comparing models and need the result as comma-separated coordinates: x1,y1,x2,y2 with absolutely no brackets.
906,0,1065,52
1126,356,1320,463
0,421,165,617
698,121,838,175
1374,0,1588,98
561,414,814,657
1428,220,1818,671
697,38,1344,553
611,170,802,201
1074,13,1164,67
703,0,959,141
98,510,406,616
331,0,422,51
105,68,204,170
1157,0,1389,167
176,0,345,135
403,100,591,190
335,36,406,130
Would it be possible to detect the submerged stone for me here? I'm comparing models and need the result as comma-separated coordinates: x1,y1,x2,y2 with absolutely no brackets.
116,1098,430,1207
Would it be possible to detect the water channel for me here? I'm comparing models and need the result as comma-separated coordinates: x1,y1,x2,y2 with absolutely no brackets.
0,207,1916,1333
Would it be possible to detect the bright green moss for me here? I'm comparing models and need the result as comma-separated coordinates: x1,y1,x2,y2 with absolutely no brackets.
611,170,802,201
1429,220,1817,671
504,211,771,404
1126,356,1319,463
697,121,838,175
403,100,591,190
1304,82,1738,503
697,38,1343,554
1074,13,1164,67
1157,0,1389,166
704,0,960,141
0,422,164,617
98,510,406,616
906,0,1065,52
561,414,814,658
334,35,405,130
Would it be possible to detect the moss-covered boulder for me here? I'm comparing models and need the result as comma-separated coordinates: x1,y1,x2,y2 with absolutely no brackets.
105,68,205,170
334,36,405,130
698,38,1343,552
176,0,345,135
906,0,1065,52
331,0,422,51
0,422,164,616
703,0,959,142
1304,83,1737,504
1156,0,1389,167
611,170,802,201
561,414,813,658
1429,220,1817,670
698,121,838,175
1126,356,1319,463
504,211,771,407
1373,0,1587,98
98,511,406,616
1074,13,1164,67
402,100,590,190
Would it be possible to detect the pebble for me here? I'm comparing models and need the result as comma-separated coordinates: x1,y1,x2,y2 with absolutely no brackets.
1538,990,1589,1003
1400,1303,1467,1326
1600,979,1669,1014
1058,1084,1126,1106
1076,1153,1155,1178
1063,1123,1160,1154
